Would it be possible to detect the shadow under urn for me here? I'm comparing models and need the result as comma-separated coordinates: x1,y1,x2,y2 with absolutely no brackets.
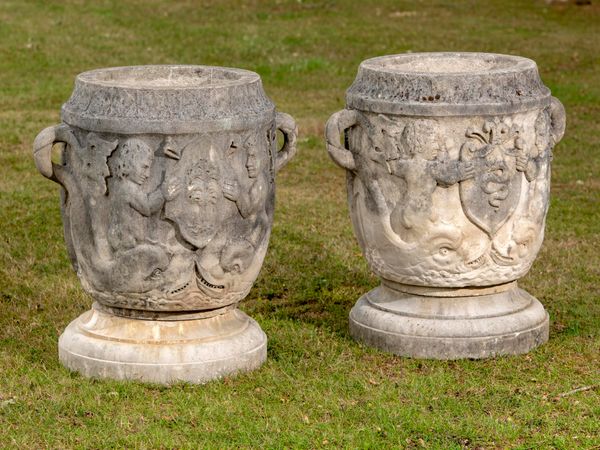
326,53,565,359
34,65,297,383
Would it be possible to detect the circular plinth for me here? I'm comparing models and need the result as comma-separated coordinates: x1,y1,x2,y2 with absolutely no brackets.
59,303,267,384
349,283,548,359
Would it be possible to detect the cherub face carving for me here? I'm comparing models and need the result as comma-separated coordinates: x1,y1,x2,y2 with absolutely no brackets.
116,138,154,185
246,146,259,179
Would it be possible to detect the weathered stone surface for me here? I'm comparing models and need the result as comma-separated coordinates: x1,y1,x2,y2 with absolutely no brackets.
326,53,565,359
59,304,267,384
34,65,297,382
61,65,274,134
349,282,549,359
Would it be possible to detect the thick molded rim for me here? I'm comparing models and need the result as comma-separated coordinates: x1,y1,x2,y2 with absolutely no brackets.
61,64,275,134
346,52,551,116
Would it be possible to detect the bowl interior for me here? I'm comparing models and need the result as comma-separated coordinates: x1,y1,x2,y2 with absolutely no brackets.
79,65,257,89
367,53,531,75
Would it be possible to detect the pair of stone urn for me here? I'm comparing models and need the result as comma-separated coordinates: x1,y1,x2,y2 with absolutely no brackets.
34,53,565,384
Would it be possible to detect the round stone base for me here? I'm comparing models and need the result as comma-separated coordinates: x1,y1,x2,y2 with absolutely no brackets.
58,303,267,384
349,282,549,359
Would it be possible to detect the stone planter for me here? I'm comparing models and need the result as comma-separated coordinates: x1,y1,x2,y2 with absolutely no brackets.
326,53,565,359
34,65,297,382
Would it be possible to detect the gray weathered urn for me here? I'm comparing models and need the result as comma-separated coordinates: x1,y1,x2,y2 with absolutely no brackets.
34,65,297,383
326,53,565,359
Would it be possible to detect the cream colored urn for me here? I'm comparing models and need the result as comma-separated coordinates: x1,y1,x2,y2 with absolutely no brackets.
326,53,565,359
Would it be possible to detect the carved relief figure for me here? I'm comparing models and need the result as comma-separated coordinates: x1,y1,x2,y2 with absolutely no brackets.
343,114,488,279
529,109,553,213
194,237,256,298
48,131,172,294
55,129,118,266
78,132,118,194
194,133,270,299
343,114,419,253
95,137,174,293
108,138,168,251
222,134,269,246
348,115,398,217
383,119,475,235
491,110,553,264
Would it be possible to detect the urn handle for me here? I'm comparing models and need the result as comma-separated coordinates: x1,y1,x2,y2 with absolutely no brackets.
549,96,566,144
275,112,298,172
33,124,71,186
325,109,358,171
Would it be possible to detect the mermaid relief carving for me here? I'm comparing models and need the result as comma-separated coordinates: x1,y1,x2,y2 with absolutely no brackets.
338,111,561,284
48,122,278,310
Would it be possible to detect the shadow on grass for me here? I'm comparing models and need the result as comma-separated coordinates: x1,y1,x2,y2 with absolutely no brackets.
246,223,375,338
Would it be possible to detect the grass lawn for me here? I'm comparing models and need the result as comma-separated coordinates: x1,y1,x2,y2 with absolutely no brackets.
0,0,599,448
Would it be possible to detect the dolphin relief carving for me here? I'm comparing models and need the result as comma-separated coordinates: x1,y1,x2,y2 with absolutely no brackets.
350,111,561,282
100,130,271,309
341,113,418,252
345,113,487,277
53,129,171,294
52,127,273,310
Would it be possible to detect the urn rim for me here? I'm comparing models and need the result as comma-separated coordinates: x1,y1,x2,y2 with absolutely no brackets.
346,52,552,116
61,64,275,134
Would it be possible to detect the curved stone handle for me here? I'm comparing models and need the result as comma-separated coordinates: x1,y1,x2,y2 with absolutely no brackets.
33,124,69,185
325,109,358,171
274,112,298,172
549,96,566,144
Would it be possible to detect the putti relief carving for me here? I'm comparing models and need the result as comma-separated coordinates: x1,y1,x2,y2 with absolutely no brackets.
58,128,277,310
326,53,565,359
34,65,297,383
336,110,561,287
39,118,282,311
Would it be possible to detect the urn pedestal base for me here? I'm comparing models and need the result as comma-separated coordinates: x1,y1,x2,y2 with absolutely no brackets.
349,281,549,359
58,303,267,384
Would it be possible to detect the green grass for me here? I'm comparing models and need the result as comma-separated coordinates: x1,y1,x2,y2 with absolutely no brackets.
1,0,599,448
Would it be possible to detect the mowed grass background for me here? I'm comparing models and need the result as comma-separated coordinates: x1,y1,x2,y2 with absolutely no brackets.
0,0,598,448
